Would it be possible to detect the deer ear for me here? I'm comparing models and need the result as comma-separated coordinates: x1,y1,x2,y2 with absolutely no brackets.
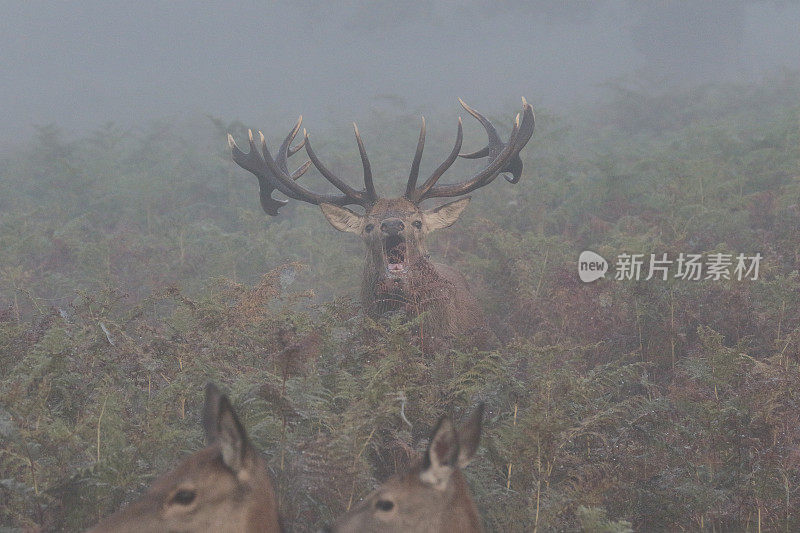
422,197,471,232
420,416,459,489
456,403,484,468
202,383,252,473
202,383,224,445
320,203,365,234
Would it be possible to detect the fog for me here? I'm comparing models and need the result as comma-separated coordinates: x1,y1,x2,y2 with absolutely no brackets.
3,1,799,147
5,3,800,531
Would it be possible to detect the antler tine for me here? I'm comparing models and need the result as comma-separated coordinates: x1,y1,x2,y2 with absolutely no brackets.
353,123,377,202
303,130,369,202
425,115,520,198
408,117,462,202
404,117,426,198
291,160,312,180
228,121,368,215
228,130,288,216
260,131,362,207
277,116,306,168
457,98,501,158
287,141,306,156
274,117,310,182
412,98,534,202
500,97,535,184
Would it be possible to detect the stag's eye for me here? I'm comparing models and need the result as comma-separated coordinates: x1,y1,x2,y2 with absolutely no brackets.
171,489,197,506
375,499,394,512
365,223,375,233
412,220,422,229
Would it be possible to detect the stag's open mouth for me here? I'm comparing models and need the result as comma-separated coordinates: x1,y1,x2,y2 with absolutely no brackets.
383,235,408,274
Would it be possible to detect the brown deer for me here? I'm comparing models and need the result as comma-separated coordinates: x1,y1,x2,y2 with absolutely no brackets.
89,383,282,532
229,100,534,349
322,403,486,533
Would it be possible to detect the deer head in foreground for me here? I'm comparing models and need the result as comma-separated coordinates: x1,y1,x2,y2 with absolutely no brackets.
229,100,534,349
323,403,485,533
89,383,281,533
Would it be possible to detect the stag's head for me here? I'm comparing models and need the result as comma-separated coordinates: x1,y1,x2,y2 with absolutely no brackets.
322,404,485,533
228,99,534,297
319,195,471,280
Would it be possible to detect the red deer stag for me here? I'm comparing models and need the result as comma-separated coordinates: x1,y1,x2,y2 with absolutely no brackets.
322,403,486,533
89,383,282,532
229,100,534,349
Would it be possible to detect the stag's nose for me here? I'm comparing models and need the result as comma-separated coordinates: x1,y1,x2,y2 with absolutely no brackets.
381,218,405,235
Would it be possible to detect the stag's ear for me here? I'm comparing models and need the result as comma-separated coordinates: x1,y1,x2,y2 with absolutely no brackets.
420,416,459,489
422,197,471,232
202,383,252,474
456,403,484,468
320,203,364,234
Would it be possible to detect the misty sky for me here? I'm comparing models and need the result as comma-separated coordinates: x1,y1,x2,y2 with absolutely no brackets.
2,1,799,146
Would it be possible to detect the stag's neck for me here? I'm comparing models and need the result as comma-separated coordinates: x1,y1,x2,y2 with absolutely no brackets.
361,251,496,351
361,251,442,316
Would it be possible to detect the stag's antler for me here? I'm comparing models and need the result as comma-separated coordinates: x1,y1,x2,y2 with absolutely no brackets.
229,99,533,214
228,117,378,215
404,98,535,203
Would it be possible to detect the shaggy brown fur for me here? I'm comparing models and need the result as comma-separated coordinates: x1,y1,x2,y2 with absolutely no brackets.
323,197,497,351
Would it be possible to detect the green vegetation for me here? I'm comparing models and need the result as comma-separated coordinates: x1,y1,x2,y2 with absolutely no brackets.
1,75,799,531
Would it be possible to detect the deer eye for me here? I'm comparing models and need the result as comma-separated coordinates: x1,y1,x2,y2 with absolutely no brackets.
412,220,422,229
365,223,375,233
171,489,196,506
375,499,394,512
